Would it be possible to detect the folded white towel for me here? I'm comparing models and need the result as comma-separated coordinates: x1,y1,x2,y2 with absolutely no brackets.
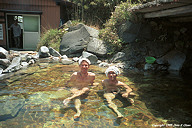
78,58,91,65
105,66,120,76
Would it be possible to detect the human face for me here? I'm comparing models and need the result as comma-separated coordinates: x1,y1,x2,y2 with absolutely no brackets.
108,71,117,81
15,20,18,25
79,61,89,73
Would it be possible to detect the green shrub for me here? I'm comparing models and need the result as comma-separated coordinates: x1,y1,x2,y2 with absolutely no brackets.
99,1,140,54
36,28,67,52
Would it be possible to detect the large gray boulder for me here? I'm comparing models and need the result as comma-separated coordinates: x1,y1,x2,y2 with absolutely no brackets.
68,24,85,32
110,52,126,63
159,50,186,71
118,21,151,43
87,38,109,57
69,23,99,38
60,24,92,56
81,51,98,65
0,47,8,59
60,24,105,57
0,95,25,121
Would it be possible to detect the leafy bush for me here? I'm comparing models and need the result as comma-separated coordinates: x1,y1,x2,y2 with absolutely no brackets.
99,1,140,53
36,28,67,52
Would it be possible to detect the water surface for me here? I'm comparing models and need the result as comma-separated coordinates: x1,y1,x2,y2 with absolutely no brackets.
0,63,191,128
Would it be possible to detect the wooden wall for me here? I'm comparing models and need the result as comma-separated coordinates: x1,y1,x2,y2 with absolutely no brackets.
0,0,60,30
0,11,6,47
0,0,60,48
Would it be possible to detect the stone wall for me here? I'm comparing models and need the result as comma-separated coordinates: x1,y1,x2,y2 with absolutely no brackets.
117,18,192,75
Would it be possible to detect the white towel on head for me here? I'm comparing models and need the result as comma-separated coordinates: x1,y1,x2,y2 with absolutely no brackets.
78,58,91,65
105,66,120,77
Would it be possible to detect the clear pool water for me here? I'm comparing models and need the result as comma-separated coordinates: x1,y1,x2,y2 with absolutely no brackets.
0,63,191,128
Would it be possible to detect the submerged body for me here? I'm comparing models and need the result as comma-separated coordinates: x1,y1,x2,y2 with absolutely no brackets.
60,58,96,119
102,66,135,118
70,71,95,89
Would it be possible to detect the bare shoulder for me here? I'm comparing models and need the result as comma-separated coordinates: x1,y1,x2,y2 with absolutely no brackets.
88,72,95,77
72,72,78,76
102,79,109,84
71,72,78,79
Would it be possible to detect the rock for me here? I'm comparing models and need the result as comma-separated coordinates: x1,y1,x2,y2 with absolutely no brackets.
61,55,68,59
11,51,20,57
81,51,98,65
0,59,11,69
0,68,3,74
39,46,50,58
72,57,79,62
156,65,168,71
25,54,38,63
59,24,99,57
0,95,25,121
180,27,187,34
97,60,102,64
39,58,51,63
110,52,126,63
118,21,151,43
87,38,109,57
49,47,61,57
3,57,21,73
65,20,72,27
20,54,28,62
60,25,90,56
0,47,8,59
68,23,85,32
61,59,74,65
144,63,156,71
115,62,126,69
147,40,174,58
160,50,186,71
118,21,138,43
69,24,99,38
21,62,29,68
50,57,60,63
156,58,168,65
48,90,71,99
25,91,70,111
28,59,35,65
26,55,36,63
26,92,50,106
31,54,39,60
38,63,49,69
99,62,109,67
84,25,99,38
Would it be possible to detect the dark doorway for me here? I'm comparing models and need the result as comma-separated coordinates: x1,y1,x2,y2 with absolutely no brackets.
7,15,23,49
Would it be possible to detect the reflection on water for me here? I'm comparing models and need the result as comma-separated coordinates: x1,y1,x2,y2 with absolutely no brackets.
0,63,191,128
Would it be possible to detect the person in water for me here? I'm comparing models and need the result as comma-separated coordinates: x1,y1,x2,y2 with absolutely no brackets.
61,58,95,119
102,66,135,118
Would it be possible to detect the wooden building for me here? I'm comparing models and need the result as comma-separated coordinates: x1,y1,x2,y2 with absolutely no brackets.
0,0,73,50
134,0,192,21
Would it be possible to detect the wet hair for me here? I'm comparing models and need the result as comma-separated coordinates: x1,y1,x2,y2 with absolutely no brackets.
105,66,120,77
78,58,91,65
